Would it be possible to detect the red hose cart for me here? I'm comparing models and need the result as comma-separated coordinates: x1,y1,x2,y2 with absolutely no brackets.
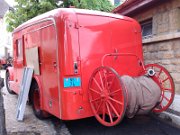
6,8,174,127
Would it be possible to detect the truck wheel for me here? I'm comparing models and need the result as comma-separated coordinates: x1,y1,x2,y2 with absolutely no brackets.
145,64,175,113
5,71,15,94
30,83,50,119
88,66,127,126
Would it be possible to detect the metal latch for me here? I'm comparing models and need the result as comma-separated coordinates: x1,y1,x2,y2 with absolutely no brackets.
74,62,78,74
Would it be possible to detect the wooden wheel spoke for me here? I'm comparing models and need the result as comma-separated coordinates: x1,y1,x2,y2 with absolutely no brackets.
156,68,162,78
98,71,105,90
96,101,103,113
107,100,120,117
106,102,113,123
108,76,116,90
160,103,163,109
89,88,101,95
109,97,123,105
103,70,108,89
102,102,106,121
163,87,172,92
110,89,122,96
93,77,103,92
162,77,169,83
90,97,101,103
162,95,170,102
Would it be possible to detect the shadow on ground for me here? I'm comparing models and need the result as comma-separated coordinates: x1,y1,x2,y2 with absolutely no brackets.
62,115,180,135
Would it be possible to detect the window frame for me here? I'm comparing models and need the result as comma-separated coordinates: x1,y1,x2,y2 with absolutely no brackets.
141,19,153,39
16,39,23,61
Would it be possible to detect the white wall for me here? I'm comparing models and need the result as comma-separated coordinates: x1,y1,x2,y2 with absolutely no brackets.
0,18,12,58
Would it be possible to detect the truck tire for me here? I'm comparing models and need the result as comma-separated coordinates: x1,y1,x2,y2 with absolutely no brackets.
5,71,15,94
30,82,50,120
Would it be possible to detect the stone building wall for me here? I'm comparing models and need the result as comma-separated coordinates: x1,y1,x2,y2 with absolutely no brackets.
130,0,180,94
143,39,180,94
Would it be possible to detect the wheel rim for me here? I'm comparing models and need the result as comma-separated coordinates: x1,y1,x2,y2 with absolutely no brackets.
88,66,126,126
145,64,175,113
33,89,41,112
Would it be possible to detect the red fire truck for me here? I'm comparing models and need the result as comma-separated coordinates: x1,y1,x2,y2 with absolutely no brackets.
6,8,174,126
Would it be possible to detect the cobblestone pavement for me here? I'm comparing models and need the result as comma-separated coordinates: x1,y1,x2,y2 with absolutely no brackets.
0,70,57,135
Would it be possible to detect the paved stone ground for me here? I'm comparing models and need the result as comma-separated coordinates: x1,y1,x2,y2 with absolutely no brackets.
0,70,57,135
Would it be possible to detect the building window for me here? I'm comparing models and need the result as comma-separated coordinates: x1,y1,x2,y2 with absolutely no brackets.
16,39,23,59
141,19,153,38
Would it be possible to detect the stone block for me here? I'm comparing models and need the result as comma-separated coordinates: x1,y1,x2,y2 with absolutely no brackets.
153,11,170,35
175,83,180,94
172,40,180,50
169,8,180,32
158,42,172,51
160,59,172,65
164,65,180,73
147,44,158,52
159,51,174,59
144,52,156,60
174,50,180,58
171,73,180,83
170,59,180,65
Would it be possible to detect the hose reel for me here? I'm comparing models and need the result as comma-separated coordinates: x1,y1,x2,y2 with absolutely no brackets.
88,64,175,126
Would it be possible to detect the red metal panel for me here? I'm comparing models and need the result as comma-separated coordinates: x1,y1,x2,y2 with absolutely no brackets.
40,24,60,118
59,10,93,120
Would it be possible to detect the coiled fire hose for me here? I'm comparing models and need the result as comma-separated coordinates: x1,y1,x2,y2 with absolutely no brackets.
88,64,175,126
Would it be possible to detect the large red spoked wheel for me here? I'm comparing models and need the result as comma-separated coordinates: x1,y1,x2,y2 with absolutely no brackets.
145,64,175,113
88,66,127,126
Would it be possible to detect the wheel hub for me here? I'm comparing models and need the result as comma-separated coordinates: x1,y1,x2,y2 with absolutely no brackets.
101,89,109,98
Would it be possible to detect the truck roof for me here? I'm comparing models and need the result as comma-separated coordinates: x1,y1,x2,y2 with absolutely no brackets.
13,8,133,33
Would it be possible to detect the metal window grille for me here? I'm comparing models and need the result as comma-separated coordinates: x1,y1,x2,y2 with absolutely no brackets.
141,19,153,39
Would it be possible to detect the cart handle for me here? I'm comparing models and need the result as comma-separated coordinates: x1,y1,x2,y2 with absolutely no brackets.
101,53,145,70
